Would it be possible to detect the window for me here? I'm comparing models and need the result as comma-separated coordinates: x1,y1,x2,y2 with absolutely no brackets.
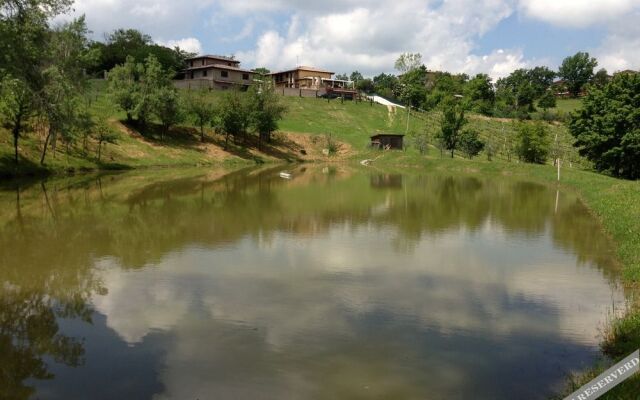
203,70,208,77
221,70,229,78
242,73,249,80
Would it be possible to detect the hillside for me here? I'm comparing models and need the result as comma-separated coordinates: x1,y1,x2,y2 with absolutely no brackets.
1,80,585,177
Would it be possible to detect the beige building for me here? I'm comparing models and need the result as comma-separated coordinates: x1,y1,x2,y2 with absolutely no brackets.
182,55,254,90
270,66,355,90
270,66,335,89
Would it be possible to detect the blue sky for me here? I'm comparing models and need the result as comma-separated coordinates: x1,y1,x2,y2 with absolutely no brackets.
66,0,640,78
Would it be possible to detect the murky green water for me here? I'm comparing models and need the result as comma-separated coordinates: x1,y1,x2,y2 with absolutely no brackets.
0,165,624,399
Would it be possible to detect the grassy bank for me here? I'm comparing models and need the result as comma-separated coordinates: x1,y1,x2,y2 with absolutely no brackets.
2,79,584,178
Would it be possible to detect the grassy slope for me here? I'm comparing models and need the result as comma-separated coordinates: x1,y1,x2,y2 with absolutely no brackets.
2,80,582,176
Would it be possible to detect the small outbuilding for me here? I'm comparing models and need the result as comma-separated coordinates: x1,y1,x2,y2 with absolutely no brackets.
370,133,404,150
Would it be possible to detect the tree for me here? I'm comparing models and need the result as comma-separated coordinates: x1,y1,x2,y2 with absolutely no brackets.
356,78,374,93
528,66,556,98
38,66,78,164
335,73,349,81
247,80,287,144
592,68,610,88
399,65,428,107
218,89,250,147
252,67,270,75
0,77,32,164
0,0,73,165
153,86,183,141
409,129,430,155
350,71,363,83
496,69,537,113
538,90,556,111
108,56,142,122
516,122,550,164
185,88,216,142
395,52,422,74
465,74,495,115
90,28,189,75
458,130,484,159
437,98,467,158
93,120,118,161
136,54,169,127
558,52,598,97
373,73,400,99
568,72,640,179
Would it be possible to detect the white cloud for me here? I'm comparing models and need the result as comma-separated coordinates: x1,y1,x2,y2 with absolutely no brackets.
237,0,522,79
519,0,640,27
594,11,640,72
60,0,640,78
156,37,203,54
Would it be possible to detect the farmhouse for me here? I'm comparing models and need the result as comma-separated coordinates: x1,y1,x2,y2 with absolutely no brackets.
180,55,254,90
270,66,359,99
370,133,404,150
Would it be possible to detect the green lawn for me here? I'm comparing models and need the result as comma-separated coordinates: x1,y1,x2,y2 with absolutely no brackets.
554,98,583,113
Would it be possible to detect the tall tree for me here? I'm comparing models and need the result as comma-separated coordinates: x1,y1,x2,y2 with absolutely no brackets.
528,66,556,98
465,73,495,115
437,98,467,158
39,17,96,164
91,28,189,75
0,77,31,164
218,89,250,147
185,88,216,142
153,85,183,141
558,52,598,97
248,79,287,144
569,72,640,179
350,71,363,83
394,52,423,74
0,0,73,164
108,56,142,122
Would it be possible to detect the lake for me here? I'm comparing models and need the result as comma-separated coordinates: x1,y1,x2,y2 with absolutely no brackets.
0,165,624,399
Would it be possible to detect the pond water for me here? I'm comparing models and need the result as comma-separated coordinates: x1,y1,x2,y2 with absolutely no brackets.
0,165,624,399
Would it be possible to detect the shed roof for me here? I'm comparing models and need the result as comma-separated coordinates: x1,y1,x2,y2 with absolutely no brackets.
371,133,405,139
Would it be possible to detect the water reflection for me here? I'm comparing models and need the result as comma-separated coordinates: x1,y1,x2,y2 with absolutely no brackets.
0,166,623,399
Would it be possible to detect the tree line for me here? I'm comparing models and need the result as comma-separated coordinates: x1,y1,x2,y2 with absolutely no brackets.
108,56,287,147
346,51,607,120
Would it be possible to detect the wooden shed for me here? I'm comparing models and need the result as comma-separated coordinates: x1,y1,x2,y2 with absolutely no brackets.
370,133,404,150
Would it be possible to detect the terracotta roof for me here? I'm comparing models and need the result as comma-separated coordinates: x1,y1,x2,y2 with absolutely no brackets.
185,64,255,74
270,66,335,75
186,54,238,63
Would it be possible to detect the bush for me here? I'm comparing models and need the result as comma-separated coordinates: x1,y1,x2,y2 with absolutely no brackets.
516,122,551,164
458,130,485,159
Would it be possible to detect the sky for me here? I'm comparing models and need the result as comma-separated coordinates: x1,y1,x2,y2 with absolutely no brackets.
63,0,640,79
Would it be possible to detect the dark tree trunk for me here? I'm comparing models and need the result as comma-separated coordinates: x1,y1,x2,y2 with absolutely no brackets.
12,118,20,165
200,125,205,142
40,128,53,165
451,148,455,158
